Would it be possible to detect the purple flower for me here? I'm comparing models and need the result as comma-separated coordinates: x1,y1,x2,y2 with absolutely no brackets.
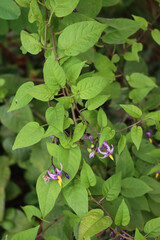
89,151,95,158
83,133,94,144
98,141,114,160
146,131,152,143
43,163,67,187
156,170,160,179
73,8,78,12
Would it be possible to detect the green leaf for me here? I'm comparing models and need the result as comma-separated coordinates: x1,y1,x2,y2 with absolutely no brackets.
124,42,143,62
144,217,160,237
99,127,115,147
132,15,148,30
11,226,39,240
22,205,41,222
129,88,153,104
28,84,55,101
49,0,79,17
46,103,65,132
0,0,20,20
140,176,160,195
55,96,73,109
47,142,59,158
77,76,107,99
121,177,152,198
102,172,121,201
131,126,143,150
12,122,44,150
120,104,142,118
151,29,160,45
15,0,30,7
134,228,146,240
0,105,33,133
58,21,106,56
66,61,86,84
8,82,34,112
78,209,112,240
97,108,107,128
147,163,160,175
85,95,110,110
43,55,66,91
63,179,88,218
115,199,130,226
21,31,42,55
128,73,157,88
57,146,81,187
77,0,102,18
118,135,126,155
116,146,134,178
101,18,141,44
28,0,43,23
72,122,86,143
36,172,61,218
102,0,120,7
80,160,96,188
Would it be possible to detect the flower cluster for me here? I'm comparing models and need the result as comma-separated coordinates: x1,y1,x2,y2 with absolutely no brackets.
84,134,114,160
110,228,126,240
43,163,69,187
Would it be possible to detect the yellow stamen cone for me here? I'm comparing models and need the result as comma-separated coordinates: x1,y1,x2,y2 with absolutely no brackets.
149,138,152,143
109,155,114,161
156,173,159,179
57,175,62,187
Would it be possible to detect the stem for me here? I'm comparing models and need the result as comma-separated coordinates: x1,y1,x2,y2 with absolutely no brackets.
49,25,58,61
37,215,64,237
116,118,151,133
74,100,100,136
32,109,46,122
110,227,133,240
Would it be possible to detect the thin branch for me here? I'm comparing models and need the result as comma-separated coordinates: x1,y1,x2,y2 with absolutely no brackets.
116,118,151,133
90,195,134,239
49,25,58,61
110,227,133,240
32,109,46,122
37,215,64,237
74,100,100,136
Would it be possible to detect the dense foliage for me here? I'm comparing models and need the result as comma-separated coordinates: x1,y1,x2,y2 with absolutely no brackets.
0,0,160,239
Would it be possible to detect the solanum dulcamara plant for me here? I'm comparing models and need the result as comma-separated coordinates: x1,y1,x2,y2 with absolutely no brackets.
1,0,160,239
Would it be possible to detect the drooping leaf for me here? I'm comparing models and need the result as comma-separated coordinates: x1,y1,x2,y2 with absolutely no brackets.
12,122,44,150
77,76,107,99
97,108,107,128
46,103,65,132
22,205,41,222
134,228,146,240
58,21,106,56
43,55,66,91
63,179,88,218
0,0,20,20
72,122,86,143
116,146,134,178
85,95,110,110
11,226,39,240
127,73,157,88
78,209,112,240
131,126,143,150
36,172,61,218
49,0,79,17
120,104,142,118
101,18,141,44
20,31,42,55
118,135,126,155
80,160,96,188
99,127,115,146
66,61,86,84
144,217,160,238
8,82,34,112
121,177,152,198
151,29,160,45
115,199,130,226
102,172,121,201
28,84,55,101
